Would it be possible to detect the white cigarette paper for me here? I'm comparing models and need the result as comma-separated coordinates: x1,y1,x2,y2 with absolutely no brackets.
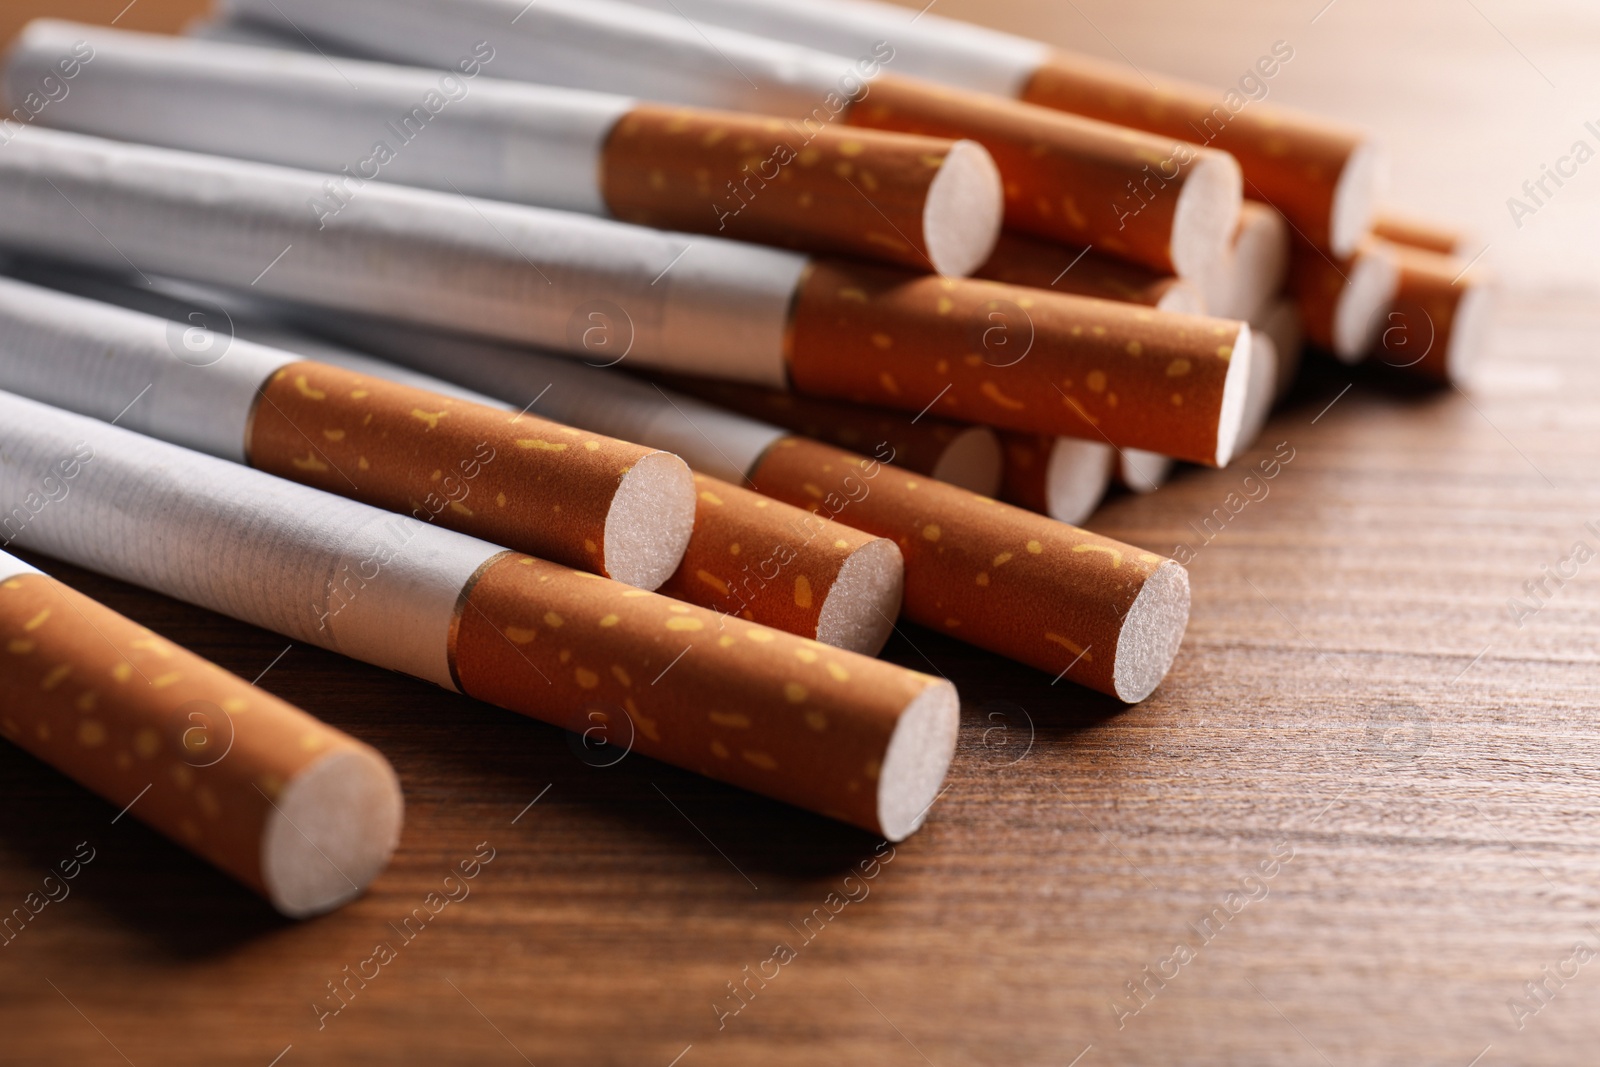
0,126,805,384
0,391,500,690
8,20,630,216
222,0,857,116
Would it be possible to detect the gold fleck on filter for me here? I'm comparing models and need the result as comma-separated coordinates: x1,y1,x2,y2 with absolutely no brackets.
248,361,696,590
601,104,1002,276
1018,50,1381,256
748,437,1190,702
1367,242,1491,386
975,231,1203,314
656,473,903,654
0,554,402,918
454,553,956,840
847,75,1242,279
786,260,1254,467
654,375,1003,494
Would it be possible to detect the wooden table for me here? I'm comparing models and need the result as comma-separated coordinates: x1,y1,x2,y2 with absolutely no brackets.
5,3,1600,1065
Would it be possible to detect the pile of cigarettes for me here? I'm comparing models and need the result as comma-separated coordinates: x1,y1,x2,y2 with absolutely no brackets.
0,0,1487,916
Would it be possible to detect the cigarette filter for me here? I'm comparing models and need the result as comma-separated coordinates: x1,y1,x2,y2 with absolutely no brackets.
1366,242,1491,386
1235,333,1279,453
1288,239,1399,362
1200,201,1290,323
1371,213,1472,258
1117,450,1176,495
651,376,1003,495
0,550,402,917
996,432,1114,526
222,0,1243,279
975,232,1203,314
264,323,1191,701
0,128,1245,460
0,393,958,839
0,275,696,590
748,438,1190,702
787,260,1254,466
9,21,1003,277
598,0,1384,256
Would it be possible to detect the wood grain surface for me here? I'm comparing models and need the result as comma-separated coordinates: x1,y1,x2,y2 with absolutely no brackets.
4,2,1600,1065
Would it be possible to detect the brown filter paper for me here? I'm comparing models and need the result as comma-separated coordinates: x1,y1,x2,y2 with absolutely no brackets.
786,259,1245,466
452,552,954,838
655,473,900,652
249,360,689,587
846,73,1224,275
1372,214,1469,258
657,375,995,487
0,570,398,913
747,437,1188,701
1370,243,1489,385
995,431,1057,516
601,102,989,273
1019,50,1370,254
975,231,1195,310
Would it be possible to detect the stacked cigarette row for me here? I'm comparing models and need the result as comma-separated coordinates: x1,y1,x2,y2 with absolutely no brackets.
0,0,1477,916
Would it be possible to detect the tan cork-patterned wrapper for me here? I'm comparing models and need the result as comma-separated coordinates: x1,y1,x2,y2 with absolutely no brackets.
657,375,982,480
656,473,887,641
787,259,1243,465
602,102,966,272
1371,243,1482,384
748,437,1172,695
453,553,946,836
1372,214,1467,257
1288,243,1349,351
249,360,663,581
976,231,1188,309
847,73,1209,274
1018,52,1365,253
994,431,1057,515
0,571,384,903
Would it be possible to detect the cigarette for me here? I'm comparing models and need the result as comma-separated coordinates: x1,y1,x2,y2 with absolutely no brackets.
0,549,402,917
749,438,1190,701
1288,239,1399,362
0,128,1251,465
975,232,1204,314
593,0,1383,256
788,259,1255,466
0,392,958,839
1371,213,1473,258
223,0,1244,279
258,321,1192,701
3,266,909,653
1200,202,1290,323
1365,241,1492,386
8,21,1004,277
1117,450,1176,495
996,433,1114,525
0,274,697,590
647,376,1002,496
1252,298,1304,402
